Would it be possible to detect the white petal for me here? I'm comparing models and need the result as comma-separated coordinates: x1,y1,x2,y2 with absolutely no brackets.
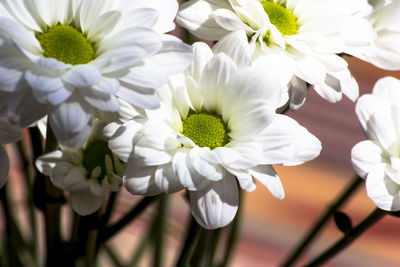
7,89,48,127
116,85,160,110
212,30,252,67
71,190,104,216
0,146,9,188
35,150,63,176
186,42,214,82
250,165,284,199
172,148,210,191
258,114,322,166
63,167,88,191
351,140,383,179
154,164,184,193
123,163,161,196
177,0,230,40
62,65,102,88
366,164,400,211
140,34,193,79
190,174,239,229
289,76,308,110
200,53,236,112
189,148,225,181
107,120,142,162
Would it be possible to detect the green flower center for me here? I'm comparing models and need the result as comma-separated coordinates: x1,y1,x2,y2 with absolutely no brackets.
182,113,230,150
37,25,96,65
262,1,298,36
82,140,113,180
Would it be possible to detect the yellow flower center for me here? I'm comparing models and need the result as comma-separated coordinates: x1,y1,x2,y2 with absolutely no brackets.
37,25,96,65
262,1,298,36
182,112,230,150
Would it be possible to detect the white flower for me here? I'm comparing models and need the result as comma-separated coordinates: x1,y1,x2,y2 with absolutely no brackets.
353,0,400,70
36,122,125,215
351,76,400,211
177,0,376,109
0,0,193,147
0,116,22,188
106,43,321,229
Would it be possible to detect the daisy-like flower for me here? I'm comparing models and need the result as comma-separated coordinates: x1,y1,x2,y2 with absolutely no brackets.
0,0,192,147
36,122,125,215
351,77,400,211
177,0,375,109
105,43,321,229
0,116,22,188
353,0,400,70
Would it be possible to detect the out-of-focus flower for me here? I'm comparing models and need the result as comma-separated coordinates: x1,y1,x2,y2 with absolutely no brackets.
105,43,321,229
352,76,400,211
0,116,22,188
0,0,192,147
177,0,375,109
36,122,125,215
354,0,400,70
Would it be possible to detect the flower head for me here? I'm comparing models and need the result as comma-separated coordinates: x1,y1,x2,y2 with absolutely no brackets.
0,0,192,147
36,122,125,215
177,0,375,109
354,0,400,70
352,77,400,211
106,43,321,229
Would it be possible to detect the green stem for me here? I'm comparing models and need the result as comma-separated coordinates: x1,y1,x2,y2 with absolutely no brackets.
152,194,168,267
103,245,125,267
304,208,387,267
175,215,202,267
280,176,363,267
128,225,152,266
99,196,160,243
85,229,99,267
0,186,25,267
219,190,242,267
32,122,64,267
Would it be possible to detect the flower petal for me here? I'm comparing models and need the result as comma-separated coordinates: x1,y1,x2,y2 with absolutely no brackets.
190,173,239,229
123,163,161,195
366,164,400,211
71,190,104,216
250,165,285,199
351,140,383,179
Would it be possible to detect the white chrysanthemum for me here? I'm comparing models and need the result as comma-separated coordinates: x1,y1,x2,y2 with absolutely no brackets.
36,122,125,215
351,76,400,211
177,0,375,109
0,0,192,147
105,43,321,229
0,116,22,188
353,0,400,70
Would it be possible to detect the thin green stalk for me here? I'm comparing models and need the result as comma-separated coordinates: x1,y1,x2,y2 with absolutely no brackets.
280,176,363,267
99,196,160,243
128,225,153,266
304,208,387,267
218,191,242,267
152,194,168,267
175,215,202,267
101,191,119,226
30,123,64,267
103,245,125,267
85,229,99,267
0,186,25,267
